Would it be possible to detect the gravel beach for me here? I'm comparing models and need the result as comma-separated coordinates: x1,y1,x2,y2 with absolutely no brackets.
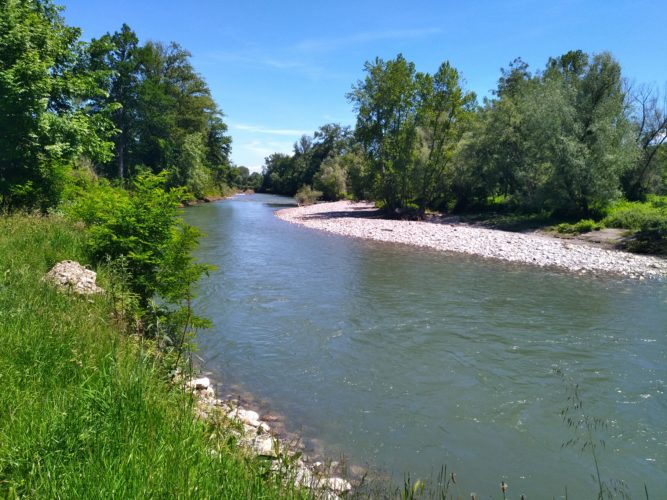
276,201,667,280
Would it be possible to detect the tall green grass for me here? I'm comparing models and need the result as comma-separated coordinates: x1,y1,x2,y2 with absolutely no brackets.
0,215,303,498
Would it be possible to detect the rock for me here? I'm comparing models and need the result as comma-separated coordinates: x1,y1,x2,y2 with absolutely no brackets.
293,463,315,488
317,477,352,494
43,260,104,295
186,377,211,391
199,386,216,401
227,408,261,427
252,435,277,457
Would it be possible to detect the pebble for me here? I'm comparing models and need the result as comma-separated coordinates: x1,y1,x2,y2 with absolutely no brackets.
184,375,352,495
277,201,667,280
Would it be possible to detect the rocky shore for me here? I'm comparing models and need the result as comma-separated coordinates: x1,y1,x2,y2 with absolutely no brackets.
276,201,667,280
183,374,353,498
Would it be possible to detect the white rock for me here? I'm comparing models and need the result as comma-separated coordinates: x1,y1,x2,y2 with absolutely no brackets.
293,464,315,488
199,386,215,400
187,377,211,390
317,477,352,493
252,435,277,457
44,260,104,295
227,408,261,426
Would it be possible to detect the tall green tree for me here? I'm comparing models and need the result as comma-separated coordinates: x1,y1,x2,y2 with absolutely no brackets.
623,83,667,198
349,54,419,212
88,24,140,181
0,0,113,211
465,51,635,215
413,62,476,213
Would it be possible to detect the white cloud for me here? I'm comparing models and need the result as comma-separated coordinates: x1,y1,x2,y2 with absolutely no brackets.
235,124,310,136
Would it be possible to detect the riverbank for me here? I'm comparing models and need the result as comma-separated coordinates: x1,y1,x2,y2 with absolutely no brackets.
276,201,667,279
0,214,307,498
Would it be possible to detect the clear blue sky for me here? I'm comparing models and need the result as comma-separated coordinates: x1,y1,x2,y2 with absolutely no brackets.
60,0,666,172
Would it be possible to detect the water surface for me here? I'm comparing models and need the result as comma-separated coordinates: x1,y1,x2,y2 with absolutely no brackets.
184,194,666,498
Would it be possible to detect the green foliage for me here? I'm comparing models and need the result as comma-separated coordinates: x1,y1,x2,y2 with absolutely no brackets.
348,54,419,212
0,215,303,498
314,155,348,200
66,172,211,310
603,196,667,253
602,196,667,230
260,124,352,196
463,51,635,215
0,0,115,212
294,185,322,206
85,25,234,197
556,219,602,234
347,55,476,215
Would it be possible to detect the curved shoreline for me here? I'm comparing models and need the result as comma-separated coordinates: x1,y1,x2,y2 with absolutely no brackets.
276,201,667,280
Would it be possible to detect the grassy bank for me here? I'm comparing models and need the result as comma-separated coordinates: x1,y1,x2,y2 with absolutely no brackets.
0,215,301,498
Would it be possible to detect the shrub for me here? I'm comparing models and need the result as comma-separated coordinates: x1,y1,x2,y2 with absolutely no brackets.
66,172,212,320
601,196,667,254
556,219,602,234
602,196,667,230
295,185,322,206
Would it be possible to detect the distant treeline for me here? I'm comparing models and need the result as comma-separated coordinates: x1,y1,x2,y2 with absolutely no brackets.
261,53,667,217
0,0,258,212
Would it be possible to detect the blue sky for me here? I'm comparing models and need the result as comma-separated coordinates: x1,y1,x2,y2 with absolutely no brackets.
60,0,667,172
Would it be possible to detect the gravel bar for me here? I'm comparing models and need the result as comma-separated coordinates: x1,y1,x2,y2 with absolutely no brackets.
276,201,667,280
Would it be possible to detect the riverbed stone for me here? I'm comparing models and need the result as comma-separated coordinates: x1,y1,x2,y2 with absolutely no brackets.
252,435,277,457
317,477,352,494
276,201,667,280
227,408,261,427
186,377,211,391
44,260,104,295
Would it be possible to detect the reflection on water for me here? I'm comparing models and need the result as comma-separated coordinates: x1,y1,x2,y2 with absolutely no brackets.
184,194,667,498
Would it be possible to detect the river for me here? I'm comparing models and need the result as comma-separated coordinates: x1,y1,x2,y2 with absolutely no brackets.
184,194,666,498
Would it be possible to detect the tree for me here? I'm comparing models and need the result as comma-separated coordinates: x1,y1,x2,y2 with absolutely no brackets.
546,51,635,214
314,155,347,200
623,83,667,198
88,24,140,181
413,62,476,213
348,54,418,212
0,0,114,211
466,51,635,215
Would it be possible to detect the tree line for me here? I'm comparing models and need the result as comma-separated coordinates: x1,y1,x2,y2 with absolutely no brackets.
261,52,666,218
0,0,252,213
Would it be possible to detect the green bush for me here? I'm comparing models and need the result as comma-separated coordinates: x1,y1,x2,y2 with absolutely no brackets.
600,196,667,254
602,196,667,230
67,172,205,302
556,219,602,234
295,185,322,206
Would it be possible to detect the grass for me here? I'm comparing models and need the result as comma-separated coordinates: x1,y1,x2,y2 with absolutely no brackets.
457,195,667,254
0,214,304,498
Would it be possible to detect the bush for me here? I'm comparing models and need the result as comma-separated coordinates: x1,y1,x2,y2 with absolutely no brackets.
601,196,667,254
294,185,322,206
556,219,602,234
602,196,667,230
65,172,212,346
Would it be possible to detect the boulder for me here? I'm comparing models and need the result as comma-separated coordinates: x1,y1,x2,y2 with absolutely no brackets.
44,260,103,295
317,477,352,494
186,377,211,391
252,435,277,457
227,408,261,427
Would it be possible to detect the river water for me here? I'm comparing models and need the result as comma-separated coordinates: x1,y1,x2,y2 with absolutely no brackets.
184,194,666,498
